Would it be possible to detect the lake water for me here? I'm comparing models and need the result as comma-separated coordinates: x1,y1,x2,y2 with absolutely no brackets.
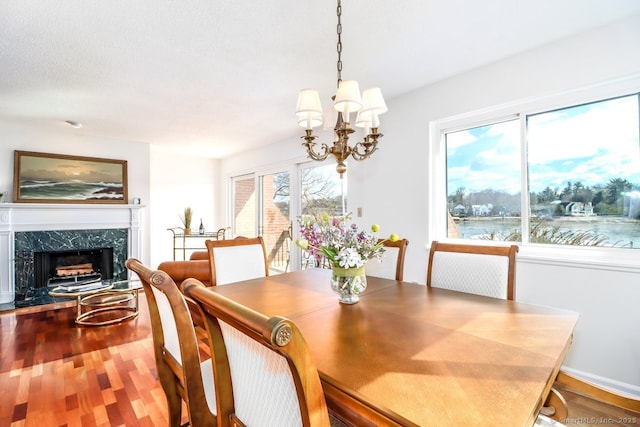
454,217,640,249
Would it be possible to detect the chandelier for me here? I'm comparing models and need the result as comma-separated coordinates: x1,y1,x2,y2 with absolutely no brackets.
295,0,387,177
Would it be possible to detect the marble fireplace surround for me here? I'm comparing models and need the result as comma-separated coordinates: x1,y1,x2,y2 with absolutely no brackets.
0,203,143,304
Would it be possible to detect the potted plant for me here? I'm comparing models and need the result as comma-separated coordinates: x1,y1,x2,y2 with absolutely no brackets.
180,207,193,234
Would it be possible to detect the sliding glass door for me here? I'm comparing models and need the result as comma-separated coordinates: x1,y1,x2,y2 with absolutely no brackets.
230,162,345,272
258,171,291,274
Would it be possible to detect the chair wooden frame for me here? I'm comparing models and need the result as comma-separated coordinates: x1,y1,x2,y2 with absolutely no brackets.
183,278,331,427
365,238,409,281
205,236,269,286
383,238,409,281
126,258,220,427
426,241,519,300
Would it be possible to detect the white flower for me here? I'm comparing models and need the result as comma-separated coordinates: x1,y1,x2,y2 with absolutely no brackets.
337,247,365,268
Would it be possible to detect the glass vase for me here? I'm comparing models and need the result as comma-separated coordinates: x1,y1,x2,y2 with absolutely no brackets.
331,266,367,304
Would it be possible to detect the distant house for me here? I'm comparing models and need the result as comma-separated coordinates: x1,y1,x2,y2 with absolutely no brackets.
471,203,493,216
451,205,467,217
566,202,594,216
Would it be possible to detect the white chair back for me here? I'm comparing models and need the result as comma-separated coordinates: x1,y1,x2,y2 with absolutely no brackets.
365,238,409,281
430,251,510,299
149,284,217,413
150,285,182,364
427,241,518,300
212,244,267,285
220,321,303,426
366,247,400,280
206,237,269,286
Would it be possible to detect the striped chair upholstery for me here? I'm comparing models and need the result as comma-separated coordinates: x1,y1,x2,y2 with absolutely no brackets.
427,241,518,300
205,236,269,286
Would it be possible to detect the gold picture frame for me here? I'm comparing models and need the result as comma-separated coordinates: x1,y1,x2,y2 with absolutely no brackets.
13,151,128,204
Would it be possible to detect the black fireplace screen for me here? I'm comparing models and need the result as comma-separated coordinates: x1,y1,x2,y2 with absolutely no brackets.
33,248,114,288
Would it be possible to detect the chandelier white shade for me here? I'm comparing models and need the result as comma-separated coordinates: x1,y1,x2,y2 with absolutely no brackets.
296,89,323,130
296,0,387,176
296,83,388,130
333,80,362,121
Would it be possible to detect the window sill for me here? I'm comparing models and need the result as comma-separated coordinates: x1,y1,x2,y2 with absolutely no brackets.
517,244,640,273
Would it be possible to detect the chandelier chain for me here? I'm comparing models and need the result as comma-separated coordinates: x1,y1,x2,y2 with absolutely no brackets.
336,0,342,87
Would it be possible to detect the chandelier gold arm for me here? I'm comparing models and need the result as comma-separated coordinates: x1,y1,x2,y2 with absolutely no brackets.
301,130,330,161
302,123,382,176
351,128,382,161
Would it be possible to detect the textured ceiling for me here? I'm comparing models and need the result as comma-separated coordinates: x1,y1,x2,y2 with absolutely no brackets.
2,1,640,158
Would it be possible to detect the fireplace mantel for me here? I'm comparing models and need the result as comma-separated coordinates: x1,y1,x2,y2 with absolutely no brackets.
0,203,144,304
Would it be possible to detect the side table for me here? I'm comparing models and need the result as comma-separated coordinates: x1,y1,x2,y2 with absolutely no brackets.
49,279,142,326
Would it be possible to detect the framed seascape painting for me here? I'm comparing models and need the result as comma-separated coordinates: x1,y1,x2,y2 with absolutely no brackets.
13,151,128,204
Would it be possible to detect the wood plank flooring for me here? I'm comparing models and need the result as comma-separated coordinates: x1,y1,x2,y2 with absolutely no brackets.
0,296,188,427
554,382,639,427
1,295,638,426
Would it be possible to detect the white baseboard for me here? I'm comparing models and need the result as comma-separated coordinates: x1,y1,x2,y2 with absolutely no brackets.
562,366,640,399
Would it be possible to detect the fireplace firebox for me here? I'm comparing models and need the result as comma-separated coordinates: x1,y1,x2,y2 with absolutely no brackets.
34,248,114,288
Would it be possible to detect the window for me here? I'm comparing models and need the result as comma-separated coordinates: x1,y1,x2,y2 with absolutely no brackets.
299,163,346,217
441,89,640,251
445,119,521,238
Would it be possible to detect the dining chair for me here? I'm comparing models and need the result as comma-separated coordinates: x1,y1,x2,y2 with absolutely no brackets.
182,277,334,427
426,240,519,300
125,258,219,427
205,236,269,286
365,238,409,281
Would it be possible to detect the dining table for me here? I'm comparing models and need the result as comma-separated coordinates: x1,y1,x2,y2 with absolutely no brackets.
206,268,579,427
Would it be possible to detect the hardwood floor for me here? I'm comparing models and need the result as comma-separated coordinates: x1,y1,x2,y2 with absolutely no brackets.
554,383,639,427
0,296,188,427
1,295,638,426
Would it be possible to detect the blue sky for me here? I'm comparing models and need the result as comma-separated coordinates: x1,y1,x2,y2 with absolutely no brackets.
446,94,640,196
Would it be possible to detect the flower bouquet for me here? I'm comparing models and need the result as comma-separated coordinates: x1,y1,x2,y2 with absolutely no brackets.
296,212,399,304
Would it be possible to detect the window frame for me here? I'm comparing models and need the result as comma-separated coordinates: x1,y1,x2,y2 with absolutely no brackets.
429,75,640,272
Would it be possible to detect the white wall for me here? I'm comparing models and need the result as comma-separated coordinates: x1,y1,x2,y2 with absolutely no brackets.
148,146,220,267
220,15,640,394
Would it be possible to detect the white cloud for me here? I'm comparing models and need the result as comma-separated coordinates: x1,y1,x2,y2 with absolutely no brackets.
446,129,476,154
528,95,639,164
